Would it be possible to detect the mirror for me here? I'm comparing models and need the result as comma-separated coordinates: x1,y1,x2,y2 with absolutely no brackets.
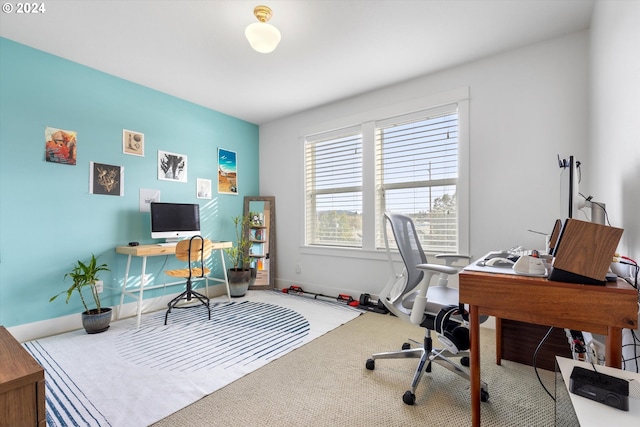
243,196,276,290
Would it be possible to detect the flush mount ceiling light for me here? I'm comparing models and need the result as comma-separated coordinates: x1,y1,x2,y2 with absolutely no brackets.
245,5,281,53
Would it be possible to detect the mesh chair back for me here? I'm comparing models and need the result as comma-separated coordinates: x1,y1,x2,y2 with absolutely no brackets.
385,212,428,295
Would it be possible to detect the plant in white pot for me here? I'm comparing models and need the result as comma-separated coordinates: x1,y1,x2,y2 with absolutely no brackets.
50,254,112,334
225,214,253,297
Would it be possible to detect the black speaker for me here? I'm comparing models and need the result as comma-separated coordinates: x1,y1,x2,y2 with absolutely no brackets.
435,305,470,354
569,366,629,411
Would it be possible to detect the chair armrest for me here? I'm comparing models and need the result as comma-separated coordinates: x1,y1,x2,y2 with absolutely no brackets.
410,263,458,324
435,254,471,267
416,263,458,275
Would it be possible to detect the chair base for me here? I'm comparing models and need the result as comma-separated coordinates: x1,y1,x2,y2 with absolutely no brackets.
366,333,489,405
164,284,211,325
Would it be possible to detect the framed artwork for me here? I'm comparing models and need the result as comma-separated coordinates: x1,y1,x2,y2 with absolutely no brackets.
123,129,144,156
197,178,212,199
158,150,187,182
90,162,124,196
218,148,237,194
139,188,160,212
45,126,77,165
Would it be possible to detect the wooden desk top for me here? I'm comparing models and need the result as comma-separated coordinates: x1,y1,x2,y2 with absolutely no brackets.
116,241,232,257
459,270,638,333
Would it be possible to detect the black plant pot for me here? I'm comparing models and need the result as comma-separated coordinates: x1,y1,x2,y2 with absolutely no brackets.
81,307,112,334
228,268,251,297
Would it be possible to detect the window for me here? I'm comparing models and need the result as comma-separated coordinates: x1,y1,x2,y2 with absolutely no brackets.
375,105,460,253
303,88,469,255
304,127,363,247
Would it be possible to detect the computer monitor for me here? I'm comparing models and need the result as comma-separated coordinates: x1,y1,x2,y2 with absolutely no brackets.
558,155,581,219
150,202,201,243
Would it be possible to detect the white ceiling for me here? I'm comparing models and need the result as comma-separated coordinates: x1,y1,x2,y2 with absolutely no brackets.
0,0,595,125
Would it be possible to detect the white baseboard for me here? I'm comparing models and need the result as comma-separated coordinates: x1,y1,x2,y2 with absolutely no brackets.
9,286,230,342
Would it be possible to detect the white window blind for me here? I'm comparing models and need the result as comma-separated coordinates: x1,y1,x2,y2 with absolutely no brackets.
305,127,363,247
375,105,459,253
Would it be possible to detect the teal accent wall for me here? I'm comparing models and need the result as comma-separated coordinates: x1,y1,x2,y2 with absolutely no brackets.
0,38,259,328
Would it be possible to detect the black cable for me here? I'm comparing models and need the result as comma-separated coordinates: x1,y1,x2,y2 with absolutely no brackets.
578,191,611,226
622,330,640,373
533,326,556,401
619,261,639,289
618,259,639,372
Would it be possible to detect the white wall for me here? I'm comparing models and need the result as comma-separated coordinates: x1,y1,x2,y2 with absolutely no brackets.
589,1,640,261
590,2,640,370
259,31,589,298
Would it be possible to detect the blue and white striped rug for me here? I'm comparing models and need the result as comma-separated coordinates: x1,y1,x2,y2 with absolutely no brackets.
23,291,362,427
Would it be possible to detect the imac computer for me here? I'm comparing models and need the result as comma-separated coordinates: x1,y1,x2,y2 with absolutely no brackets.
150,202,201,244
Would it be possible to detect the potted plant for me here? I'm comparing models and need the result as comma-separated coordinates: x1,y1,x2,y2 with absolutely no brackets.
225,214,253,297
50,254,112,334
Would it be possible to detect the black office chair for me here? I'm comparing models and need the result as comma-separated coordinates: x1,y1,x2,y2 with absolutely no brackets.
164,236,212,325
365,212,489,405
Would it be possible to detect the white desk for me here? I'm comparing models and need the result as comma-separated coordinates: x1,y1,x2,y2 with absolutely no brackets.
115,241,232,328
556,356,640,426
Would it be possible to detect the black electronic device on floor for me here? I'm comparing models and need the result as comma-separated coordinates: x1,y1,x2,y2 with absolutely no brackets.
569,366,629,411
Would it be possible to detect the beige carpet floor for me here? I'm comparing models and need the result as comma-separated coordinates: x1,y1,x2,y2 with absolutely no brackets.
152,311,558,426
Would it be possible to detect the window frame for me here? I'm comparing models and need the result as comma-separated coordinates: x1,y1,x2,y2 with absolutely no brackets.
374,104,461,253
304,126,363,247
300,87,470,258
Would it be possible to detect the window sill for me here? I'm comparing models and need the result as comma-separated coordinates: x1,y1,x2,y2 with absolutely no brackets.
298,244,460,265
299,245,393,261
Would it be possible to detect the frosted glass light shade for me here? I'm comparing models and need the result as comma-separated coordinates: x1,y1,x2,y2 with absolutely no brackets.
245,22,281,53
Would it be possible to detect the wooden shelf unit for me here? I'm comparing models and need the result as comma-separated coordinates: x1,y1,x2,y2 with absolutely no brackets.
249,224,269,286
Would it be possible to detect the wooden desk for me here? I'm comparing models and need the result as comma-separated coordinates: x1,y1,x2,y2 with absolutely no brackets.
116,242,232,328
459,270,638,427
0,326,45,427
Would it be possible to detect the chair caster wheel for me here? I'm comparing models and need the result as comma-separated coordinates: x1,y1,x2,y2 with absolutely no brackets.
365,358,375,370
461,356,469,367
481,389,490,402
402,390,416,405
402,342,411,350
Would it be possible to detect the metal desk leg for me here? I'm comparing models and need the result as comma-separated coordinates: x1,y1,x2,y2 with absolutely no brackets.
470,304,481,427
135,255,148,329
118,255,133,320
220,249,231,302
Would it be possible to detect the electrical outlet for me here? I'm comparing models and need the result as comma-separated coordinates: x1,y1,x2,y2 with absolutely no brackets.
95,280,104,293
295,263,301,274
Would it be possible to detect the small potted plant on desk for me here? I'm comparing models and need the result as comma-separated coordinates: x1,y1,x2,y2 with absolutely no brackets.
50,254,112,334
225,214,253,297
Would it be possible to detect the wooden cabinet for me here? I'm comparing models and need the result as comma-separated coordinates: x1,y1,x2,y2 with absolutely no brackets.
0,326,45,427
498,318,573,371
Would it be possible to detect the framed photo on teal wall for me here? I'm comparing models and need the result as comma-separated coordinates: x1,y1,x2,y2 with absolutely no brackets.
123,129,144,157
158,150,187,182
218,148,237,194
197,178,212,199
45,126,77,165
90,162,123,196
